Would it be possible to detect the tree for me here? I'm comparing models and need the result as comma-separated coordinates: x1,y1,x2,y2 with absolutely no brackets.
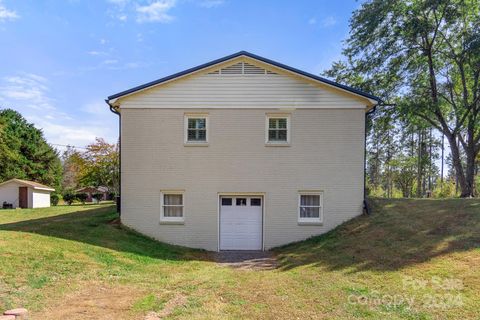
0,109,62,189
61,146,86,191
325,0,480,197
80,138,119,196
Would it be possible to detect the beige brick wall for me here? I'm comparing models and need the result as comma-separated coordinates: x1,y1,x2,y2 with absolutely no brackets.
120,108,365,251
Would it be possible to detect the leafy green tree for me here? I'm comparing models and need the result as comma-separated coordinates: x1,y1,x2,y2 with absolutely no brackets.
0,109,62,189
80,138,119,196
325,0,480,197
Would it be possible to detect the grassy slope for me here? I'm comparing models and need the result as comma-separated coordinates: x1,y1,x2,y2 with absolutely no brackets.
0,199,478,319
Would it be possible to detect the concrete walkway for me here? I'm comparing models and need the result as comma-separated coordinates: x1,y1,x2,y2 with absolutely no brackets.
213,251,277,270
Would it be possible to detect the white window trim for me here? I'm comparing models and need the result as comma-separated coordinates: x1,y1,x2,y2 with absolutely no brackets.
184,114,209,145
298,191,323,224
265,114,291,145
160,190,185,223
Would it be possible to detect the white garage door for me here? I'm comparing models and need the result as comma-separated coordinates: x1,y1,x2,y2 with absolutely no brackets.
220,196,263,250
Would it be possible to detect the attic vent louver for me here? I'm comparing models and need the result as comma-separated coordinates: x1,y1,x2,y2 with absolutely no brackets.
221,63,243,74
208,62,278,75
243,63,265,74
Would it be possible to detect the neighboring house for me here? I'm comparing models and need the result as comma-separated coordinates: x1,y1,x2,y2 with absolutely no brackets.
106,51,380,251
0,179,54,209
75,186,109,202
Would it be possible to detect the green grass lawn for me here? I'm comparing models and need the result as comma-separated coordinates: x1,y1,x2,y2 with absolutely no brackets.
0,199,479,319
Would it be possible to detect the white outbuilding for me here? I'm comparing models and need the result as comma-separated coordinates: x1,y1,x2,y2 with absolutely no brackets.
0,179,55,209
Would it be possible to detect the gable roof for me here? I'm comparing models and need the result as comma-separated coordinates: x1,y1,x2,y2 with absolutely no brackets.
0,178,55,191
106,51,381,106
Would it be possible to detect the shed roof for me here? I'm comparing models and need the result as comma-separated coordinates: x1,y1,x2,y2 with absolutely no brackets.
0,179,55,191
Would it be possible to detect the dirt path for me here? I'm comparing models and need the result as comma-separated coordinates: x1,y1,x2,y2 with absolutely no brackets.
213,250,278,270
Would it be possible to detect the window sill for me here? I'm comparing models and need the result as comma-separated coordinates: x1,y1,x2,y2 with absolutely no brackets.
184,143,209,147
297,221,323,226
159,220,185,225
265,142,291,147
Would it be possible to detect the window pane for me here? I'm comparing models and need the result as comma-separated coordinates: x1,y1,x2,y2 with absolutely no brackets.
188,118,206,129
164,206,183,217
269,118,277,129
269,118,287,129
269,129,287,141
221,198,232,206
278,130,287,141
300,206,320,218
164,194,182,205
188,129,206,141
236,198,247,206
250,198,261,206
300,195,320,206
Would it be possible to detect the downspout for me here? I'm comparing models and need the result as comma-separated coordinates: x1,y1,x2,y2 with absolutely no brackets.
107,100,121,216
363,104,377,215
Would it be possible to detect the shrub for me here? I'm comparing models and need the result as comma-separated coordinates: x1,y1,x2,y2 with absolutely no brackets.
50,193,61,206
433,180,458,198
76,193,88,204
63,190,76,205
92,193,104,203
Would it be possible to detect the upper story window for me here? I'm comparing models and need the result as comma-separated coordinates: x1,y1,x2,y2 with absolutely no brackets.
266,114,290,145
298,192,323,224
184,114,208,145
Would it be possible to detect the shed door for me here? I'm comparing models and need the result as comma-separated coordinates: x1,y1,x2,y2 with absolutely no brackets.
19,187,28,208
220,196,263,250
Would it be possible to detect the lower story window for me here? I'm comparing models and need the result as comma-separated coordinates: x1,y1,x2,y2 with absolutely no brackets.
298,192,323,223
161,192,184,222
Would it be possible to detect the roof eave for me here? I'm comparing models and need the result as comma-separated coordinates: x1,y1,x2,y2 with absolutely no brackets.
33,187,55,192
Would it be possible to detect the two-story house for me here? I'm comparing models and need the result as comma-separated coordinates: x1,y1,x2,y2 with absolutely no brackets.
106,51,380,251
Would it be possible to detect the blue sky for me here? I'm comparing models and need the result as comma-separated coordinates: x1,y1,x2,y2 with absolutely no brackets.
0,0,361,149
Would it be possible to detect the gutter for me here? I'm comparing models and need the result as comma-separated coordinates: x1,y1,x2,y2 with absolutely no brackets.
106,100,121,216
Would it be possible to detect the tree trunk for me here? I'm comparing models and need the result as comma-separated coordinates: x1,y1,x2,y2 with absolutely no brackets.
417,129,423,198
446,134,470,197
464,144,476,197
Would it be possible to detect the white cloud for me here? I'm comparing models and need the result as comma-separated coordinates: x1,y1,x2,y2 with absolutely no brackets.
103,59,118,64
0,73,117,150
308,18,316,25
106,0,177,23
0,73,54,110
320,16,336,28
0,0,19,22
199,0,224,8
87,50,108,56
136,0,176,23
